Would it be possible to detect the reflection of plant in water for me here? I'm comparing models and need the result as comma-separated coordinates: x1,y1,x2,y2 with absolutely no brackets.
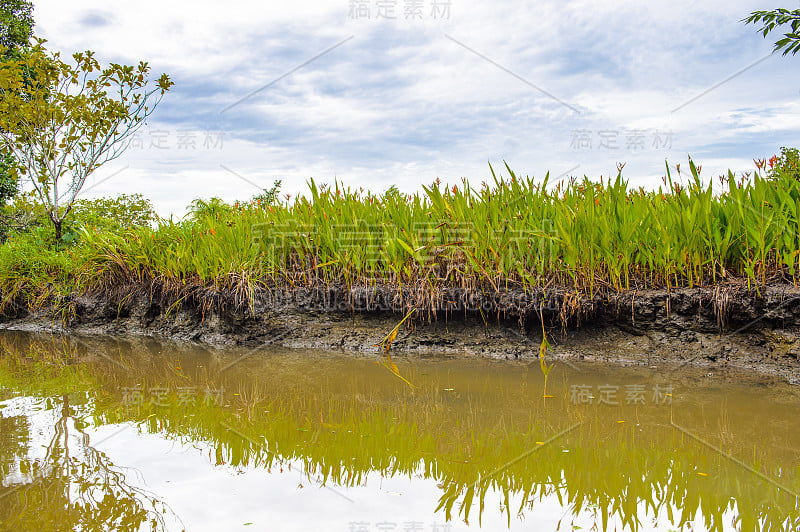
3,332,800,532
0,334,95,396
538,332,553,399
0,337,183,531
94,377,800,532
1,393,182,531
377,308,416,388
536,317,553,398
0,413,30,471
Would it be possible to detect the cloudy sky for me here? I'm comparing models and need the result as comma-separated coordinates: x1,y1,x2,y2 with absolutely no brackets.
32,0,800,216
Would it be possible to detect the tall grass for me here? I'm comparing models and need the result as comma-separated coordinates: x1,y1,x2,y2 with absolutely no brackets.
85,163,800,286
4,161,800,319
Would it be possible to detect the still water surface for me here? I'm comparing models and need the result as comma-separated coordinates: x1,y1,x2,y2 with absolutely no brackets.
0,331,799,531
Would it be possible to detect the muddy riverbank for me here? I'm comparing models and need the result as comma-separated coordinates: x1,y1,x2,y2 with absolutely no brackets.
2,282,800,384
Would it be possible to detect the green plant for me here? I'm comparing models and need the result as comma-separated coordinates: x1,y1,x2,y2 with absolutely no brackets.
744,8,800,56
0,0,32,56
250,180,282,206
70,194,156,233
74,161,800,300
0,0,34,213
0,192,154,246
7,159,800,323
767,147,800,181
0,39,172,240
0,189,44,242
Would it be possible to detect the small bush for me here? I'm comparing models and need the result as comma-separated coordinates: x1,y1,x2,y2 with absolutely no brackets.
768,147,800,181
0,193,156,246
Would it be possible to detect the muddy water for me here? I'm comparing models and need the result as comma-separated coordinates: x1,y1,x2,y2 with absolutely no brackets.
0,331,798,532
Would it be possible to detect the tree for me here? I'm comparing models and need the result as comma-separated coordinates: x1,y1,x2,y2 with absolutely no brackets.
767,147,800,180
251,179,282,205
744,8,800,56
0,0,32,56
0,0,33,210
0,40,173,241
0,151,15,202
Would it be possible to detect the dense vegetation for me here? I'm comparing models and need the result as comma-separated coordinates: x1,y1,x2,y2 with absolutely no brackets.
0,0,34,213
1,151,799,323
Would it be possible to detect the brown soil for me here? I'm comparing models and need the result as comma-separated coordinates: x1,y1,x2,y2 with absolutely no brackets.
2,282,800,384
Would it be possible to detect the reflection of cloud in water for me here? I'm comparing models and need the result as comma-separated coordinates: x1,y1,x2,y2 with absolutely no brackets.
92,425,727,532
0,331,799,531
0,395,181,530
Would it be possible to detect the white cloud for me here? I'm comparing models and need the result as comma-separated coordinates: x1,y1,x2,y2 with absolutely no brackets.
27,0,800,216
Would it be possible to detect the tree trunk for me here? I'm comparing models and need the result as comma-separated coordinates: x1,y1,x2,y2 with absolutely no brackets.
54,219,62,241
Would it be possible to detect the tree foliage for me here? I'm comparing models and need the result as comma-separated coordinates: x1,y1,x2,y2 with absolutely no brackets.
0,0,33,57
767,147,800,181
1,191,157,246
0,39,173,241
72,193,156,233
0,0,33,208
744,8,800,56
0,151,16,202
251,180,282,205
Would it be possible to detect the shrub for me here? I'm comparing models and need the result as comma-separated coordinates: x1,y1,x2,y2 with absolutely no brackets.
1,192,156,246
768,147,800,181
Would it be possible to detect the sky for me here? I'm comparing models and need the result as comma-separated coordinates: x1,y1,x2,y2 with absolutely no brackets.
30,0,800,217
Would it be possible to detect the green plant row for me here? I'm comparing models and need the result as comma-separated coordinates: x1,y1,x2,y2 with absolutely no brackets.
83,161,800,293
3,158,800,317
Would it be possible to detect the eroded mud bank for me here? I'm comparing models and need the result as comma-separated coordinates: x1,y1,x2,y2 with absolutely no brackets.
2,283,800,384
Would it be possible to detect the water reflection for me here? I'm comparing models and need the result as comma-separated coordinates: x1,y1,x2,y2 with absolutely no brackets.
0,331,799,531
0,394,180,531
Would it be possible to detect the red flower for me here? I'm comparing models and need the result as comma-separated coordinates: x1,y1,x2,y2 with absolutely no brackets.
769,155,778,170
